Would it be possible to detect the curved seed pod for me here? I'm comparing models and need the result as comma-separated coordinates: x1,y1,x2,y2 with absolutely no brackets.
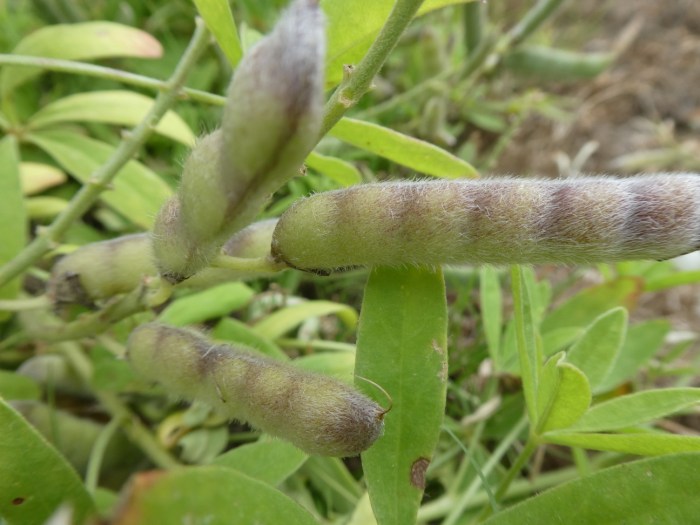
127,323,384,456
152,0,325,283
48,219,278,306
271,175,700,272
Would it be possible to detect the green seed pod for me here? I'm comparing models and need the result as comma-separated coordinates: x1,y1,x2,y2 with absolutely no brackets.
49,219,278,305
219,0,325,236
127,323,384,456
271,175,700,272
503,45,614,82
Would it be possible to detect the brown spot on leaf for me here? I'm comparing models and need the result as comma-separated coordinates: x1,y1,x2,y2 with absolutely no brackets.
11,497,25,505
410,457,430,490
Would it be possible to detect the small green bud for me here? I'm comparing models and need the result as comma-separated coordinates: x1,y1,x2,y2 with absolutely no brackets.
127,322,384,457
271,175,700,272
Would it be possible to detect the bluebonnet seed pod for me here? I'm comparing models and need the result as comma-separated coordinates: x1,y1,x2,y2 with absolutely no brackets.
127,323,385,456
152,0,325,283
49,219,278,306
271,175,700,272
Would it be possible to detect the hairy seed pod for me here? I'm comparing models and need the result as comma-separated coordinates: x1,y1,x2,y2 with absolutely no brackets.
219,0,325,237
271,175,700,272
49,219,278,305
152,0,325,283
127,323,384,456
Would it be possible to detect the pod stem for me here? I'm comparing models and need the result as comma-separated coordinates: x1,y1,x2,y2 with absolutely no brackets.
0,19,211,290
320,0,427,136
211,255,288,274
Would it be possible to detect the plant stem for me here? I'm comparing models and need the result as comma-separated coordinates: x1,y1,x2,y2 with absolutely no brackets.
0,21,211,290
319,0,427,136
508,0,569,45
463,1,484,56
0,54,225,107
85,416,123,493
60,342,181,470
212,255,287,274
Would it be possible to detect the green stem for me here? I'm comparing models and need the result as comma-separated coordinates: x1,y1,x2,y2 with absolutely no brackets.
84,416,123,493
463,1,484,56
508,0,568,45
212,255,287,274
0,21,211,290
0,54,225,107
319,0,426,136
60,342,181,470
0,296,51,311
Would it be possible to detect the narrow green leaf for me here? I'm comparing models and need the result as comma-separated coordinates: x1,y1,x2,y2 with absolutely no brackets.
213,441,308,486
565,307,627,392
503,46,613,81
541,276,642,332
541,327,582,357
543,432,700,456
511,266,539,425
536,354,591,433
329,118,478,179
28,130,172,228
20,162,67,196
355,266,447,525
645,271,700,292
294,352,356,383
306,150,362,187
193,0,243,67
0,371,40,400
567,388,700,433
25,196,68,220
113,466,317,525
597,320,670,392
213,317,286,360
28,91,195,145
2,21,162,94
483,453,700,525
480,266,503,367
158,282,255,326
323,0,477,88
0,137,26,320
252,301,358,340
0,398,95,525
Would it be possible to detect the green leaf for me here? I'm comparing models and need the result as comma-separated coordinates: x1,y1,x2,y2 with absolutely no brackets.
213,317,287,360
355,266,447,525
322,0,477,88
645,270,700,292
19,162,67,196
480,266,503,367
510,266,539,424
543,432,700,456
565,307,627,392
0,398,95,525
113,466,318,525
0,137,26,321
536,354,591,433
252,301,358,340
27,130,172,229
25,196,68,220
306,150,362,187
158,282,255,327
329,118,478,179
483,453,700,525
567,388,700,433
193,0,243,67
541,327,582,357
213,441,308,486
2,21,162,95
596,320,670,392
28,91,195,146
503,46,613,82
541,276,642,333
294,352,356,383
0,371,40,400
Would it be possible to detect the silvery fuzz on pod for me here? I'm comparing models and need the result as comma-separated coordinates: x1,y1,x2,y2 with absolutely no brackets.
271,175,700,272
127,323,385,457
152,0,325,283
49,219,278,306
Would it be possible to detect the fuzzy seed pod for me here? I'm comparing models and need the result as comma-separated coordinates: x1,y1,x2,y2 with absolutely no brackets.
271,175,700,272
127,323,384,457
49,219,278,306
152,0,325,283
